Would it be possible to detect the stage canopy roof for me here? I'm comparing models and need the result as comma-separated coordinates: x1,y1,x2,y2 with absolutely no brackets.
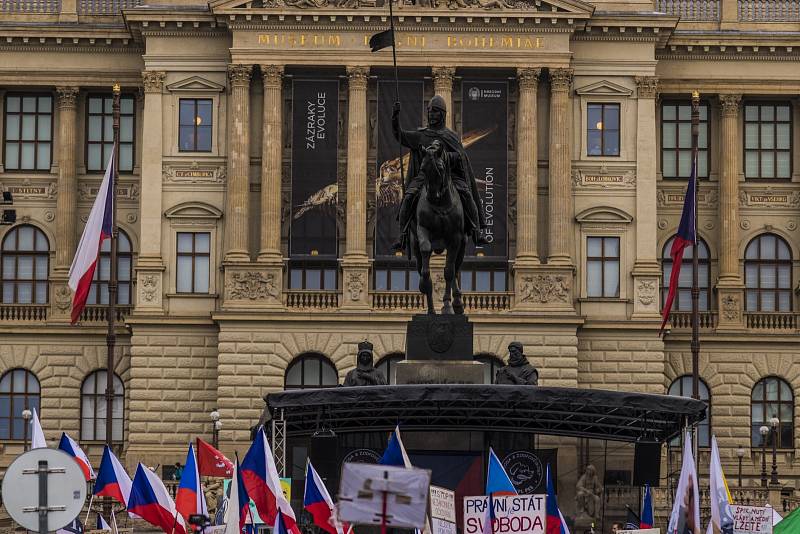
265,384,706,443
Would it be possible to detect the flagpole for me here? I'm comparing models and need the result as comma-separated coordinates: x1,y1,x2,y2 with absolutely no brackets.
690,90,700,472
387,0,407,230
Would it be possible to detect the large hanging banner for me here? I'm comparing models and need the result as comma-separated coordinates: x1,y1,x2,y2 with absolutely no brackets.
375,79,424,258
290,79,339,257
462,81,508,258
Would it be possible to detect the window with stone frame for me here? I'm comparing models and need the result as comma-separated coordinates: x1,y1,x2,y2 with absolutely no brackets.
751,376,794,449
80,370,124,442
86,94,135,172
0,368,40,440
660,100,709,179
460,263,508,292
661,236,711,312
744,102,792,180
587,103,620,156
376,353,404,385
288,261,337,290
284,353,338,390
87,230,133,306
744,233,792,312
1,225,50,304
374,262,419,292
668,376,711,447
586,236,620,298
3,94,53,171
176,232,210,294
178,98,213,152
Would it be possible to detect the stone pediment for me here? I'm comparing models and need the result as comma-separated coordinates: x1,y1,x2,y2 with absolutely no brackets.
574,80,633,97
165,77,225,93
211,0,594,15
575,206,633,223
165,201,223,220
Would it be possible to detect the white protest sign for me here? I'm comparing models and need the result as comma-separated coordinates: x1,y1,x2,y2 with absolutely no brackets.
732,505,773,534
619,530,660,534
432,518,458,534
463,495,546,534
430,486,456,523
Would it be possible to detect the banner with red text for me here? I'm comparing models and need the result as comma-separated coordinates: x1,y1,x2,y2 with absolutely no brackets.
463,495,545,534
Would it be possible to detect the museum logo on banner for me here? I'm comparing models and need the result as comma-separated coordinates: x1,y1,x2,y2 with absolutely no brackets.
501,450,555,495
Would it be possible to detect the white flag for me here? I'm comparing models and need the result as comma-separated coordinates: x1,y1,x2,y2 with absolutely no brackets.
667,432,702,534
31,407,47,449
706,435,734,534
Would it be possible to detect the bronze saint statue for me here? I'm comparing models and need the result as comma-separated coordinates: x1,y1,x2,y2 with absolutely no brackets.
343,341,388,386
494,342,539,385
575,464,602,521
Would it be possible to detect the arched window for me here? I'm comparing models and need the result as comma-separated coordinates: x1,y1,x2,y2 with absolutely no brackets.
661,236,711,312
745,234,792,312
0,369,40,440
668,376,711,447
87,230,133,305
284,353,338,390
376,353,404,385
1,225,49,304
80,371,124,442
474,353,505,385
751,377,794,448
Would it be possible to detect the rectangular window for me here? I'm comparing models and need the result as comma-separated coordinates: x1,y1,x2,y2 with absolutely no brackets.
586,236,620,298
661,101,709,179
288,262,337,290
587,103,620,156
374,266,419,292
86,94,135,172
459,268,507,292
176,232,210,293
744,102,792,180
4,94,53,171
178,99,213,152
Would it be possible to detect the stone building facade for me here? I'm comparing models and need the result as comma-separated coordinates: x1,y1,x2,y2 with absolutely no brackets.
1,0,800,526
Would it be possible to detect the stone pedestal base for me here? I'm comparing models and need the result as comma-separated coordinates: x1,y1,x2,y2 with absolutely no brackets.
406,314,473,360
513,264,575,313
395,359,485,384
222,261,283,310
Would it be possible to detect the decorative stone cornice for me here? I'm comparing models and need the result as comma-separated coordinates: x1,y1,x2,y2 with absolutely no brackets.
228,64,253,87
517,67,541,91
346,66,369,90
635,76,658,99
56,86,79,109
261,64,284,88
432,66,456,89
549,68,573,92
142,71,166,93
719,93,742,117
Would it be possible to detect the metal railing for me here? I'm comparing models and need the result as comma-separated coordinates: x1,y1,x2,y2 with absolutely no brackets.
669,311,717,329
284,290,341,310
739,0,800,21
78,0,140,14
0,0,60,12
0,304,48,321
745,312,799,331
656,0,720,20
371,291,512,312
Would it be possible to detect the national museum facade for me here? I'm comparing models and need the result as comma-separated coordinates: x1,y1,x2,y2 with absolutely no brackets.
1,0,800,526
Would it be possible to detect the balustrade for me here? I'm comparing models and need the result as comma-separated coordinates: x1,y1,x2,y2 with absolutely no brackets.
0,304,48,322
371,291,512,312
80,305,132,323
669,311,717,329
745,312,799,331
78,0,140,14
657,0,720,20
739,0,800,20
284,290,341,310
0,0,59,11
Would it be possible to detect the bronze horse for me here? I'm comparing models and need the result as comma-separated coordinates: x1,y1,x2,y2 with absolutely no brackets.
410,140,467,315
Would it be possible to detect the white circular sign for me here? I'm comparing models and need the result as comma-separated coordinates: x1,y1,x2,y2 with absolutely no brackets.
2,448,88,532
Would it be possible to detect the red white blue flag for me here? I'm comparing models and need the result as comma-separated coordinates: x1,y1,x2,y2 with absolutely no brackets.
661,158,697,333
223,460,252,534
175,443,208,523
545,464,570,534
57,432,95,481
304,460,347,534
68,152,114,324
641,484,654,529
129,463,186,534
94,445,133,507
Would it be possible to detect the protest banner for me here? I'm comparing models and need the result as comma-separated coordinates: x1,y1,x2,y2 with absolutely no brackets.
463,495,545,534
430,486,456,534
732,505,773,534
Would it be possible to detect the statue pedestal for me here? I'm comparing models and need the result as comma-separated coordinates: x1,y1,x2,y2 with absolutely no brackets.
405,314,473,360
395,359,485,385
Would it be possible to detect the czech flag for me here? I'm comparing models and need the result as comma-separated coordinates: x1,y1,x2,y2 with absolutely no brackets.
197,437,234,478
304,460,347,534
660,156,697,334
482,448,517,534
30,407,47,449
68,152,114,324
379,426,412,468
545,464,570,534
95,445,133,507
129,463,186,534
223,460,251,534
175,443,208,523
241,427,299,534
96,514,112,532
640,484,654,529
57,432,95,481
274,510,290,534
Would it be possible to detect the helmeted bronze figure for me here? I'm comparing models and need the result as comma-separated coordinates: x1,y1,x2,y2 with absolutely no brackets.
343,341,388,386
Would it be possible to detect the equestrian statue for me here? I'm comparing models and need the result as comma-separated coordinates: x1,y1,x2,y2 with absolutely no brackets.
392,96,487,315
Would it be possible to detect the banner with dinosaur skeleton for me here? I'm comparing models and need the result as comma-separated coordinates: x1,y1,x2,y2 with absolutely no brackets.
290,79,339,257
375,79,424,258
462,80,508,258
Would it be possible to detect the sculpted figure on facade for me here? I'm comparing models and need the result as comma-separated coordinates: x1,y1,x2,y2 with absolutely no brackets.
494,342,538,385
575,464,602,521
343,341,388,387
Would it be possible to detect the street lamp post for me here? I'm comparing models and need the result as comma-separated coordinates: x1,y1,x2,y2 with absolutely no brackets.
770,417,780,485
737,446,746,487
21,409,31,451
210,409,221,449
760,425,769,487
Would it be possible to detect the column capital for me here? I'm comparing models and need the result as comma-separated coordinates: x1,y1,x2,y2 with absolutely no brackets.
720,93,742,117
142,71,166,93
346,66,370,90
56,86,79,109
228,64,253,87
432,66,456,85
517,68,541,90
261,64,284,88
635,76,659,99
549,68,573,92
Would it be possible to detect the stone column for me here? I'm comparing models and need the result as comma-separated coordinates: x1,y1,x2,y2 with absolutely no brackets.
135,71,167,314
432,67,455,130
223,64,253,263
341,66,370,309
547,68,574,266
631,76,662,319
717,94,745,329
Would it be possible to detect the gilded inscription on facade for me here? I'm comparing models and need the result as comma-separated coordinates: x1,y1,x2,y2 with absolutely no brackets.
255,32,544,50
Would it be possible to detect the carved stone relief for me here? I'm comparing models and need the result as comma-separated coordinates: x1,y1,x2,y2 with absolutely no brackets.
519,274,569,303
346,271,365,302
636,279,657,306
140,274,160,303
722,294,740,321
226,271,280,301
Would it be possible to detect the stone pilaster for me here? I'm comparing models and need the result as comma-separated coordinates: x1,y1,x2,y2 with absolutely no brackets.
432,67,455,130
717,93,745,329
631,76,662,319
341,66,370,310
223,64,253,263
547,68,573,266
135,71,167,315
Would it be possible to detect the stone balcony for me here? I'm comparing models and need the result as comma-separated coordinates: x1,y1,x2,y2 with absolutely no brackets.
655,0,800,22
669,311,800,333
0,304,131,324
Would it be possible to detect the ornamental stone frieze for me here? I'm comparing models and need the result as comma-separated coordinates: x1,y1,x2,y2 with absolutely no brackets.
657,187,718,209
163,165,226,185
513,268,576,313
0,180,57,200
738,188,800,209
223,265,284,310
219,0,574,10
519,274,569,304
142,71,166,93
572,168,635,189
